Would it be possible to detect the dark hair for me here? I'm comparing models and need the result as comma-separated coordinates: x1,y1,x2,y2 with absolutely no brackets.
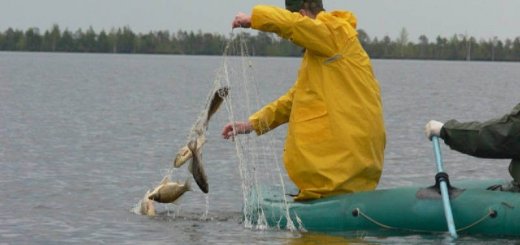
286,0,324,14
302,0,324,15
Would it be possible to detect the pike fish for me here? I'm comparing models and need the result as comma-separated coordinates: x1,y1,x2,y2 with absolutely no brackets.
172,86,229,168
147,176,191,203
188,140,209,193
139,190,156,216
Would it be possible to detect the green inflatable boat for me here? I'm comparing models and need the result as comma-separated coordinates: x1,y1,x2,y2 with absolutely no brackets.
246,178,520,237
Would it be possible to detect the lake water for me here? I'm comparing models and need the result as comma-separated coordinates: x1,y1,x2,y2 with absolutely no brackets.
1,51,519,244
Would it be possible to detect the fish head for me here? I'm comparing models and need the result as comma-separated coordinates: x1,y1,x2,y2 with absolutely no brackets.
147,191,159,201
217,87,229,98
140,190,156,216
147,176,171,200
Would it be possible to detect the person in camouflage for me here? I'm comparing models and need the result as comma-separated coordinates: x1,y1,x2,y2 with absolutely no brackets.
425,103,520,191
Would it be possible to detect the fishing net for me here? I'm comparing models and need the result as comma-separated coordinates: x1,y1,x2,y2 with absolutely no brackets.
134,33,300,231
214,33,298,231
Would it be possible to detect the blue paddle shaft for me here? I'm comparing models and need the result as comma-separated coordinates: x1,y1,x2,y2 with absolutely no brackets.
433,137,445,172
432,136,458,239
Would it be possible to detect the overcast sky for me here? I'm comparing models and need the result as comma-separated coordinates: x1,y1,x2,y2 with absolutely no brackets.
1,0,519,41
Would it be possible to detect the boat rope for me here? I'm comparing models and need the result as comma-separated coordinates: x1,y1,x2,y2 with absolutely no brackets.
354,208,394,230
455,208,496,232
353,208,430,233
353,208,496,233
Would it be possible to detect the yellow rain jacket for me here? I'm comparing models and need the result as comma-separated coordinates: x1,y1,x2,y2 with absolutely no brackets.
248,6,386,201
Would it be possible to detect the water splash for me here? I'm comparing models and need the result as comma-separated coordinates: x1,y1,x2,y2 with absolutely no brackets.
294,213,307,232
201,194,210,221
130,199,143,215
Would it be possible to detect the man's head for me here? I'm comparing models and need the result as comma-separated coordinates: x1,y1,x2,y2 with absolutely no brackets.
285,0,324,15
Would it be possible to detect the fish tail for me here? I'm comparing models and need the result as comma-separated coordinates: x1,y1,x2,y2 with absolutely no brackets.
184,178,192,191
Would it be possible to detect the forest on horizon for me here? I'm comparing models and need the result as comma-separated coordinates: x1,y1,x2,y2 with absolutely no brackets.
1,25,520,61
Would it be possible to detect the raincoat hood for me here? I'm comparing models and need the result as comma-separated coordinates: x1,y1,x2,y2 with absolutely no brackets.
329,10,357,29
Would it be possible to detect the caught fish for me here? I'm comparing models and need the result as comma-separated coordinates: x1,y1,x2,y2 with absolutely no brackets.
172,86,228,168
139,190,156,216
188,140,209,193
148,176,191,203
173,136,205,168
205,86,229,125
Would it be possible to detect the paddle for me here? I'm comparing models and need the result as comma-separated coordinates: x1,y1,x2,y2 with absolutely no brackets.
432,136,458,239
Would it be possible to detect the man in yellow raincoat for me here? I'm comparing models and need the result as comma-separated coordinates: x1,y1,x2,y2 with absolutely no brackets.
222,0,386,201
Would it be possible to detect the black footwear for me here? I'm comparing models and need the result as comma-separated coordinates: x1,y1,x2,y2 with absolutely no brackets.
487,181,520,192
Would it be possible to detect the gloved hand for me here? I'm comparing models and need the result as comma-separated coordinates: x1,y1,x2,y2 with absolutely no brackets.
424,120,444,140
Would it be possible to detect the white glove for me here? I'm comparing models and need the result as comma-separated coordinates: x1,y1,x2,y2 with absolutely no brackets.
424,120,444,140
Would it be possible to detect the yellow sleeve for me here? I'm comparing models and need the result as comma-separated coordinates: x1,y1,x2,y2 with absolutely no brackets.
251,5,337,57
248,86,295,135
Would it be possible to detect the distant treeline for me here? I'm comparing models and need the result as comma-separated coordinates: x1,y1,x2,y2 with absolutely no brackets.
359,28,520,61
1,25,520,61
